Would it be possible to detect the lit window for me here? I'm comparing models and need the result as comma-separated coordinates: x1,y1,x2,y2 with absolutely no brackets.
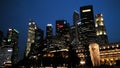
99,31,102,35
96,31,99,36
96,18,99,21
101,18,103,21
100,22,104,26
116,44,119,47
82,9,91,12
28,39,30,41
8,39,11,42
9,29,12,31
33,22,35,24
103,46,106,49
95,23,98,27
104,31,106,35
35,26,37,29
112,45,114,48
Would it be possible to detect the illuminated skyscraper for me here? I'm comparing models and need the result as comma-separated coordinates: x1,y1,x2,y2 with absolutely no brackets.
25,20,36,57
80,5,96,65
29,27,44,56
25,19,44,57
95,13,109,45
6,28,19,65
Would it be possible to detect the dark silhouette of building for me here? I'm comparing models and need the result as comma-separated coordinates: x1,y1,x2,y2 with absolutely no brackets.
46,24,53,46
95,13,109,45
73,10,80,25
80,5,96,66
0,30,3,46
56,20,70,37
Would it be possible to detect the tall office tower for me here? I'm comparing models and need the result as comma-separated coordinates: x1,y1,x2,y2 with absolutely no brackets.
29,27,44,56
25,20,37,57
0,30,3,46
95,13,109,45
56,20,70,48
80,5,96,66
73,10,80,25
56,20,70,37
6,28,19,65
25,19,44,57
46,24,53,46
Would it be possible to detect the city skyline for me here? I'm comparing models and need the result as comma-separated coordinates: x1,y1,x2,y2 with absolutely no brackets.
1,0,120,60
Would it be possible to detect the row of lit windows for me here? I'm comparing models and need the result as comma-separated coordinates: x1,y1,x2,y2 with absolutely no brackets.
96,30,106,36
96,17,103,21
100,44,119,50
95,22,104,27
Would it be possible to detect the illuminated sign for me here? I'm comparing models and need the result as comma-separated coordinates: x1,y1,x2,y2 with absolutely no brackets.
82,9,91,12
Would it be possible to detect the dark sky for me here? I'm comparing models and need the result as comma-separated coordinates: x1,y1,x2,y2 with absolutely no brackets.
0,0,120,60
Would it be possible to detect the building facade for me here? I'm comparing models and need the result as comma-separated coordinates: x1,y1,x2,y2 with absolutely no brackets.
6,28,19,65
95,13,109,45
80,5,96,65
0,45,13,67
46,24,53,46
100,42,120,65
25,19,44,57
25,20,37,57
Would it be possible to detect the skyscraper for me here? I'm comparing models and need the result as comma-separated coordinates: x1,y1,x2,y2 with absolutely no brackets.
95,13,109,45
6,28,19,65
80,5,96,66
25,20,37,57
73,10,80,25
25,19,44,57
46,24,53,46
56,20,70,37
29,27,44,56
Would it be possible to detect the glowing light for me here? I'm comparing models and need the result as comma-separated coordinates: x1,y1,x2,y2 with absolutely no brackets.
14,29,19,33
47,24,52,26
9,29,12,31
100,22,104,26
89,43,100,66
29,23,31,25
100,14,103,16
8,49,12,52
58,25,63,28
8,38,11,42
82,9,91,12
95,23,98,27
117,44,119,47
99,31,102,35
80,60,85,65
104,31,106,35
101,18,103,21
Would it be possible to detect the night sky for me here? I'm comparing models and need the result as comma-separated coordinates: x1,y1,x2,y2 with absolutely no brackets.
0,0,120,60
